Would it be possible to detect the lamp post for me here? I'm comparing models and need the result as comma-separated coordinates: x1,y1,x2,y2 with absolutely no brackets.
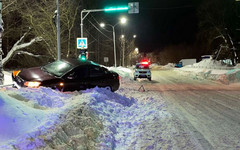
0,0,3,85
100,17,127,67
121,35,125,66
56,0,61,60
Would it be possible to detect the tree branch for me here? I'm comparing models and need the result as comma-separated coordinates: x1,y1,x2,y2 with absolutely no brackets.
3,35,43,66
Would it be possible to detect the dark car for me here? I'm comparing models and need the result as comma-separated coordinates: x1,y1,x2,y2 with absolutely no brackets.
12,59,120,92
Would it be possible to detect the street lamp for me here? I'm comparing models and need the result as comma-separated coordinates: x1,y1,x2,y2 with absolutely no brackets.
120,17,127,24
133,35,137,38
135,48,139,53
100,17,127,67
100,23,105,28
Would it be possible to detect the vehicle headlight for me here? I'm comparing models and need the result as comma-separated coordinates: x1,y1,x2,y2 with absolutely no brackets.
24,81,41,88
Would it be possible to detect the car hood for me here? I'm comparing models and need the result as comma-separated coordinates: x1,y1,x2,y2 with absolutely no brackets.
18,67,57,81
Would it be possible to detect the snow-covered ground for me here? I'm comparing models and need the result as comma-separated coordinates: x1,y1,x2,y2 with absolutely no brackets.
0,59,240,150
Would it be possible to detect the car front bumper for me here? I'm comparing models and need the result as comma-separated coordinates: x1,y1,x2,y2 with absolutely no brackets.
134,72,151,78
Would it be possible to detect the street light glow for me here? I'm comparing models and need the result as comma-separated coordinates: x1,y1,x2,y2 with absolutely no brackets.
100,23,105,28
99,17,127,67
104,6,129,12
133,35,137,38
135,48,139,53
120,17,127,24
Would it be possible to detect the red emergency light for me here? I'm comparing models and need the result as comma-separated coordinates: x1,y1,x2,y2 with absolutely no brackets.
140,59,150,65
141,61,149,65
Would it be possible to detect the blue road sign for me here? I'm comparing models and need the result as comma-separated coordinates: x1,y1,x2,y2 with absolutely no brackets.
77,38,88,49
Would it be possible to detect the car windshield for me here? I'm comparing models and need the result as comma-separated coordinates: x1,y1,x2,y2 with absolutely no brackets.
136,64,149,69
42,60,74,77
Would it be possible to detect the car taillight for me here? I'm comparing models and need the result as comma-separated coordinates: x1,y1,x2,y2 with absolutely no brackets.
12,70,21,77
118,76,121,80
24,81,41,88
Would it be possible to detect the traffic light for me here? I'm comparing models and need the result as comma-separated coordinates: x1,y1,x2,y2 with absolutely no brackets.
104,6,129,12
79,50,88,61
80,53,86,61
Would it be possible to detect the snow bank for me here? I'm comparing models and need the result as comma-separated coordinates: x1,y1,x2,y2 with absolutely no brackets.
0,89,59,149
175,59,240,84
163,63,175,69
108,66,133,79
0,87,103,150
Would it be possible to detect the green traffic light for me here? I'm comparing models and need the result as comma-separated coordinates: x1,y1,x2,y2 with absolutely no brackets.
81,56,86,61
79,54,86,61
104,6,129,12
81,57,86,61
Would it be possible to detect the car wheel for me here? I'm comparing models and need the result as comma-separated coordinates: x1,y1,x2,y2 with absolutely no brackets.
148,77,151,81
105,86,112,91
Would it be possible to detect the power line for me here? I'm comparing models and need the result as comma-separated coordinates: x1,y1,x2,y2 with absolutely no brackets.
85,29,112,47
87,19,112,40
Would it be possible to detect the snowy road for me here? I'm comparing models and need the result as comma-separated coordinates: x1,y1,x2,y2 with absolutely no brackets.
121,68,240,149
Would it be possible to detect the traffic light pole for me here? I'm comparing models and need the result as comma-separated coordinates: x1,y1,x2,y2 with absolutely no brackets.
80,9,104,38
56,0,61,60
0,0,4,85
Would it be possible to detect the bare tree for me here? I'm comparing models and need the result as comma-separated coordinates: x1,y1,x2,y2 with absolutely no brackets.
2,0,82,68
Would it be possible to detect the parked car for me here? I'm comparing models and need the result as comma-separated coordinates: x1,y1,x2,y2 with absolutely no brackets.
12,58,120,92
133,61,151,81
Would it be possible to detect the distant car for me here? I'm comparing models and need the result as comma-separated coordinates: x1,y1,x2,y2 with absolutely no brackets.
133,61,151,81
175,62,183,68
12,59,120,92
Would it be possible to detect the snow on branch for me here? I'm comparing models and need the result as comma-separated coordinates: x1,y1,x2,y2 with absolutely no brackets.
16,51,41,57
2,28,43,66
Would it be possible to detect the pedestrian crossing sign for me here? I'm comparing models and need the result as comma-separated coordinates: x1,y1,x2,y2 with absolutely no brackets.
77,38,88,49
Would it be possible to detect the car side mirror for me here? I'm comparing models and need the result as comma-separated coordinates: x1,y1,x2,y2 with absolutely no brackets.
67,72,77,79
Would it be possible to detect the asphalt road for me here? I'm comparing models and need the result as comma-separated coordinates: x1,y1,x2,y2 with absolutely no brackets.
124,68,240,149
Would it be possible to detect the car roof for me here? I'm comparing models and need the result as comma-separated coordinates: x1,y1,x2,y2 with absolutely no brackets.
62,58,100,67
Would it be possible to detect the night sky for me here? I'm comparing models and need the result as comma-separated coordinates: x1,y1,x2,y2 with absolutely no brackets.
91,0,200,52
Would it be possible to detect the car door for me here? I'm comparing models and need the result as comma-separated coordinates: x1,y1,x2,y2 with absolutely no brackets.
87,65,108,89
63,66,88,91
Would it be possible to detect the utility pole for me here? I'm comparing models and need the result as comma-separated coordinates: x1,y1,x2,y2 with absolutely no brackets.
56,0,61,60
0,0,4,85
122,37,125,67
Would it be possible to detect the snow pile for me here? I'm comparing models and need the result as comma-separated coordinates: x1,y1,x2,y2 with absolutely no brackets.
0,87,104,150
163,63,175,69
175,59,240,84
108,66,133,79
0,89,59,149
188,59,234,70
84,87,202,149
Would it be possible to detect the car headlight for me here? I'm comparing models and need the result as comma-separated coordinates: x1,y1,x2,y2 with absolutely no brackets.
24,81,41,88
